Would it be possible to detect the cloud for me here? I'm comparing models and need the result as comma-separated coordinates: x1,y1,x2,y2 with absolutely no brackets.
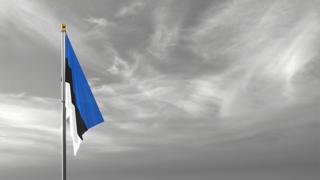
0,92,140,166
147,6,180,58
84,17,114,28
0,93,60,166
0,0,60,47
116,1,145,17
107,55,131,76
1,0,320,179
185,0,320,116
0,0,114,75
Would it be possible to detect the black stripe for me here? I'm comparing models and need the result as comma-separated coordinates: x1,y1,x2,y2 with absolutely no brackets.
65,58,88,139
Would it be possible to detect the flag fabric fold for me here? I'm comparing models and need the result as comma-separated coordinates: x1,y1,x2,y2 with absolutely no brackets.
65,34,104,155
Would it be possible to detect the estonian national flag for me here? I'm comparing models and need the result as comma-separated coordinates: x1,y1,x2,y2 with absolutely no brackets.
65,34,104,155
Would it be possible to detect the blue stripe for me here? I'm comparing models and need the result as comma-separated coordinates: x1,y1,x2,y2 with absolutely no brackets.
65,34,104,129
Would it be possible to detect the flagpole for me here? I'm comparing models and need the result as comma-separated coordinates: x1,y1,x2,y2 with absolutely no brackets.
61,23,67,180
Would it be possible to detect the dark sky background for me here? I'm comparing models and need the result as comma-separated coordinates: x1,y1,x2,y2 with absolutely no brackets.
0,0,319,180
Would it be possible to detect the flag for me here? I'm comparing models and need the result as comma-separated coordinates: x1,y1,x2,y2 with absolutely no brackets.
65,34,104,155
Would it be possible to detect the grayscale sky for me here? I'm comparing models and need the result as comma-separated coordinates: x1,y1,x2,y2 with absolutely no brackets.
0,0,319,180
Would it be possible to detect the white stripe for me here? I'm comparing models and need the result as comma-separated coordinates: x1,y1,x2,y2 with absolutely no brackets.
65,82,82,156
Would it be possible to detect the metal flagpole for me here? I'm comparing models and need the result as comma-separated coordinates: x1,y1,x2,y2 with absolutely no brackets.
61,23,67,180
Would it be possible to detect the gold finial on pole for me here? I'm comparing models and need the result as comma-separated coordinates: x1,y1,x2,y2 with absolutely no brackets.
61,23,66,32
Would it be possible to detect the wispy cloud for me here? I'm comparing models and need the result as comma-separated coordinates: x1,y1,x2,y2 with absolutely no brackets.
116,1,145,17
147,6,180,58
0,93,60,166
84,17,114,28
0,0,60,47
1,0,319,177
186,0,320,116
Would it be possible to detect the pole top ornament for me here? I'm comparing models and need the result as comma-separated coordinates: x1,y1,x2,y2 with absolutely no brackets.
61,24,66,32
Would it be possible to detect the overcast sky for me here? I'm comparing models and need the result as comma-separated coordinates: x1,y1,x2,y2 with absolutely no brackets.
0,0,319,180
